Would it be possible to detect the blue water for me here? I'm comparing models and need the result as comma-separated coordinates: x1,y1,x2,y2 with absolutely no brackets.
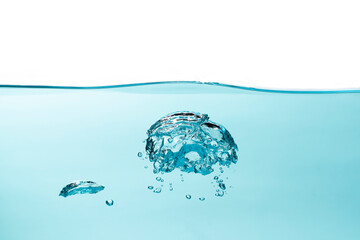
0,82,359,240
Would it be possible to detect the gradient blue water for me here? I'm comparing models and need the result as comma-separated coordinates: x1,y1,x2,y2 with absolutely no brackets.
0,82,359,240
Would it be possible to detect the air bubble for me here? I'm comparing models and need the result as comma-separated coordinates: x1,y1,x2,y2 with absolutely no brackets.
199,197,205,201
145,112,238,175
219,183,226,190
153,188,162,193
186,194,191,199
148,186,154,190
59,181,104,198
138,152,143,157
105,199,114,206
215,190,225,197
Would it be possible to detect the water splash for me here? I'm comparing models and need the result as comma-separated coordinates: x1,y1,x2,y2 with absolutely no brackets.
145,111,238,175
59,181,105,198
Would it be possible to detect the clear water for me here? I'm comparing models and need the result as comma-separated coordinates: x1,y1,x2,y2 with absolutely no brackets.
0,82,359,240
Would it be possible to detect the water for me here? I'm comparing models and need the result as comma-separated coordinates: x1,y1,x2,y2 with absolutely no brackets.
0,81,360,240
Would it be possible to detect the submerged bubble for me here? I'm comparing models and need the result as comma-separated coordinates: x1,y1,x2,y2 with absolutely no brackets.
153,188,162,193
215,190,225,197
214,176,219,181
105,199,114,206
156,177,162,182
199,197,205,201
169,183,174,191
145,111,238,175
148,186,154,190
219,183,226,190
138,152,143,157
186,194,192,199
59,181,104,198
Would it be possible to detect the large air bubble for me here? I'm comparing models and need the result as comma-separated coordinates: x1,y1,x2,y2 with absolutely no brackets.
145,111,238,175
59,181,105,198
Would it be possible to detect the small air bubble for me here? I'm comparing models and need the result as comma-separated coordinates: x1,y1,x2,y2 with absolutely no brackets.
199,197,205,201
219,183,226,190
153,188,162,193
215,190,224,197
137,152,143,157
105,199,114,206
144,166,148,169
186,194,191,199
148,186,154,190
214,176,219,180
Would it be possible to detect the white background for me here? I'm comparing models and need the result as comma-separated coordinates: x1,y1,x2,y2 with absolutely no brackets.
0,0,359,89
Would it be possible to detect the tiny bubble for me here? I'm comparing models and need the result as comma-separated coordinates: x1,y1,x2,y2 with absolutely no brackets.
153,188,162,193
215,190,224,197
214,176,219,180
199,197,205,201
156,177,162,181
219,183,226,190
105,199,114,206
137,152,143,157
186,194,191,199
144,166,148,169
148,186,154,190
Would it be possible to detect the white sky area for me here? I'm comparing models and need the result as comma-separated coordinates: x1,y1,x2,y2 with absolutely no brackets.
0,0,359,90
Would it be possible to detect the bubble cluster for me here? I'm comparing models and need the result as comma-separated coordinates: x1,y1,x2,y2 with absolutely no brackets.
145,111,238,175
